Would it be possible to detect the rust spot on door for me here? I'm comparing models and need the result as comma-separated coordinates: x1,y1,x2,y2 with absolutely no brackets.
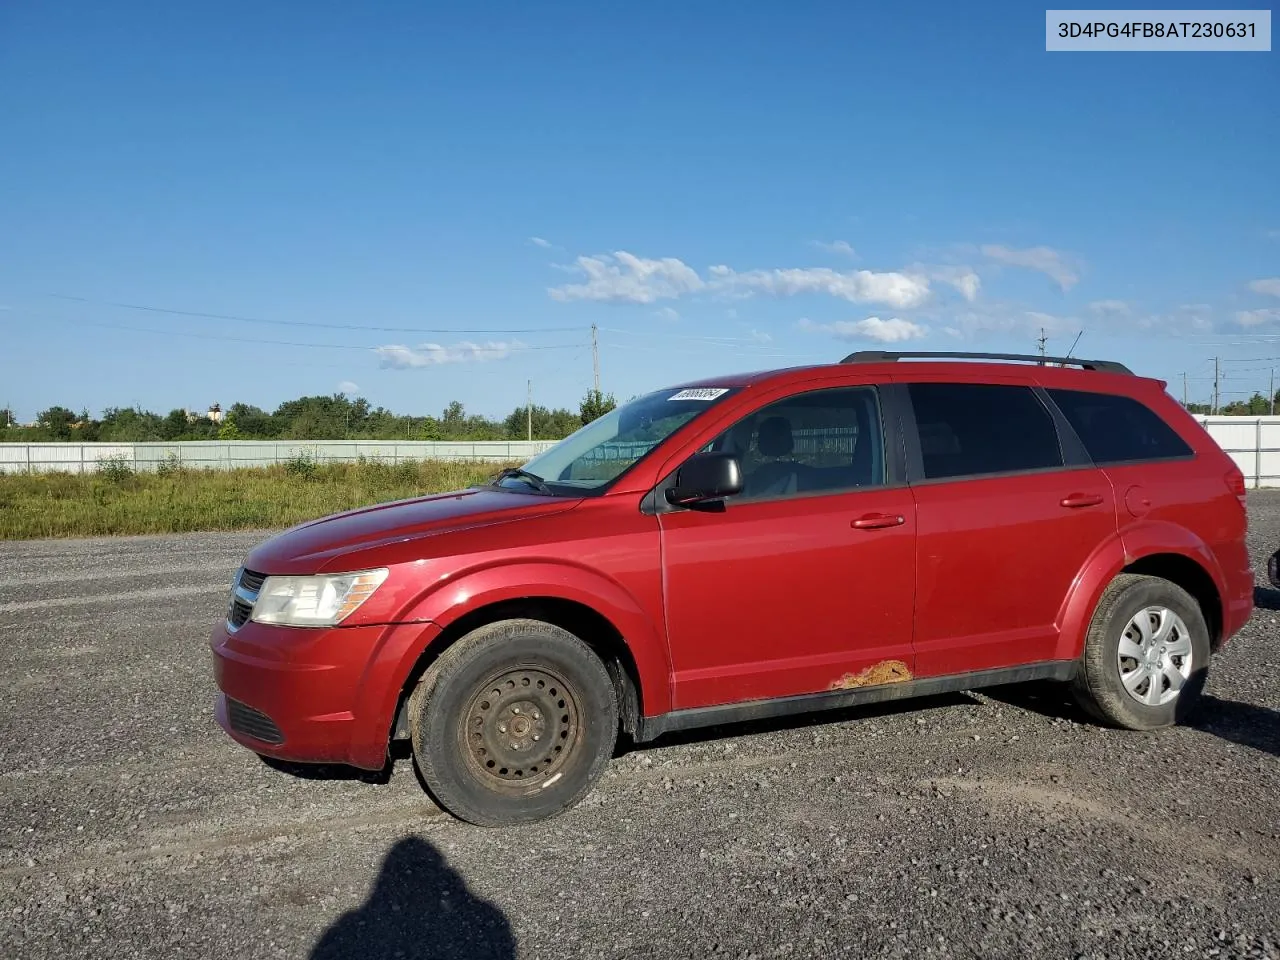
829,659,912,690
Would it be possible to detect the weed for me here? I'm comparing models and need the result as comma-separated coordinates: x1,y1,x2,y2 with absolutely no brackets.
0,459,517,539
97,455,134,483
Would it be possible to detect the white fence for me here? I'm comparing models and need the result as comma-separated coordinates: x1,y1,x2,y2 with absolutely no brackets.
2,418,1280,486
1194,417,1280,489
0,440,557,475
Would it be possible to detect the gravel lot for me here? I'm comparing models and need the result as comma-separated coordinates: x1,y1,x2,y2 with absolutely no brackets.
2,496,1278,960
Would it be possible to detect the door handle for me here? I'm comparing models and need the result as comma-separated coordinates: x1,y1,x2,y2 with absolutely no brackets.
851,513,905,530
1060,493,1104,508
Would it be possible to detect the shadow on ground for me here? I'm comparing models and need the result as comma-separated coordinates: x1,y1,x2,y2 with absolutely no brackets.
986,679,1280,759
631,690,983,752
977,680,1095,725
259,740,413,785
1187,695,1280,758
311,836,515,960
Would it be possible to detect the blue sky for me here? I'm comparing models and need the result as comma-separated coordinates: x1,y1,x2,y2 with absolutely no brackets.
1,1,1277,422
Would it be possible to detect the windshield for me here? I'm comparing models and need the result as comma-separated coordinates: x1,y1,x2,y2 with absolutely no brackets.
495,386,739,495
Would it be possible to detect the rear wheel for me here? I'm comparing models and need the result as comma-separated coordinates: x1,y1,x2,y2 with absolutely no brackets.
1071,573,1210,730
409,618,618,827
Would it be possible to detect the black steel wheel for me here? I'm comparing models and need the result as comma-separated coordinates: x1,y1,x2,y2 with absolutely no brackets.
458,666,581,790
409,618,618,826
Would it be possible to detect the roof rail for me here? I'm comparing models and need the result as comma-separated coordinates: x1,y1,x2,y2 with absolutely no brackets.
839,350,1133,375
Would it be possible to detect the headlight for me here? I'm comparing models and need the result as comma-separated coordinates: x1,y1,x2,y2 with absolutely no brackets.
250,569,389,627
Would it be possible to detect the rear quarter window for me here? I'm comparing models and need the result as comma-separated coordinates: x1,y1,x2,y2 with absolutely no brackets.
1046,388,1193,464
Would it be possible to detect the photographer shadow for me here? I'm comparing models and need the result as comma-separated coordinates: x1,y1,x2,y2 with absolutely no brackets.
311,836,515,960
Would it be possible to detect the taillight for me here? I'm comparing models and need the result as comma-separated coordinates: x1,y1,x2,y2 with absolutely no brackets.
1225,466,1247,504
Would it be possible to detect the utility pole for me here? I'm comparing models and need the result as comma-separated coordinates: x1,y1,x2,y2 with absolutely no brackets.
526,379,533,441
1212,357,1220,415
591,323,601,393
1271,368,1275,416
1036,328,1047,364
1182,372,1188,408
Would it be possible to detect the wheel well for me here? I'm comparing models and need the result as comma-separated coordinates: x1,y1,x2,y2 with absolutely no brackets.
389,597,645,746
1122,553,1224,649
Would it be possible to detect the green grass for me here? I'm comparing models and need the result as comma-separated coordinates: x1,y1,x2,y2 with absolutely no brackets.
0,458,519,540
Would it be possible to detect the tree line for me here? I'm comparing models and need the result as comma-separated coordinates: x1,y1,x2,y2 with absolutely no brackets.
1185,392,1279,416
4,387,1276,444
0,389,619,443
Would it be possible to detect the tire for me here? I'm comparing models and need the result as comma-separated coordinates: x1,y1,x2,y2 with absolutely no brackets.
408,618,619,827
1070,573,1210,730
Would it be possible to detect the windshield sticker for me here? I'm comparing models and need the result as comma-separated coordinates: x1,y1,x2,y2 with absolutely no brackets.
668,388,729,401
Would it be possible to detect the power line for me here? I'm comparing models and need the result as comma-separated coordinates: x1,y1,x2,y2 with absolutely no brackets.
47,294,587,335
36,315,587,352
598,326,771,344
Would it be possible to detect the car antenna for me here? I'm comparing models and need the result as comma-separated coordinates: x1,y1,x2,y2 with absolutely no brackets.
1063,330,1083,362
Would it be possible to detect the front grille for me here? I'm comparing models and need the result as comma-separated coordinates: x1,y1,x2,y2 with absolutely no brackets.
239,569,267,592
228,597,253,628
227,697,285,745
226,568,267,630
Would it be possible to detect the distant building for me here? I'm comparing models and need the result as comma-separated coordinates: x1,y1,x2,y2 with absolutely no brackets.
207,403,223,424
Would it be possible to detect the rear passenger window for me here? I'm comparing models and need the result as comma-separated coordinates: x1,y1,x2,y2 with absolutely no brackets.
1046,388,1193,464
908,383,1064,480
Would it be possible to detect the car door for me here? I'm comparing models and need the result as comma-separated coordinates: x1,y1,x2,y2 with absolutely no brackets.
899,379,1118,676
656,382,918,710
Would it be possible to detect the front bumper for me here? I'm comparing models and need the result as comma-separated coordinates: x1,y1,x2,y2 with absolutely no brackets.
210,617,393,770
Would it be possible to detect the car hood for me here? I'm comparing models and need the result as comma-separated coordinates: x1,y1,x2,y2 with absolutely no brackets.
242,486,581,573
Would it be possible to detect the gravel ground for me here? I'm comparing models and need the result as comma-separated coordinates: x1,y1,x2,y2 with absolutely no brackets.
1,497,1278,960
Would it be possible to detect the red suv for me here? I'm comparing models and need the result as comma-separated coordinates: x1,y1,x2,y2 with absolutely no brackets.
211,351,1254,826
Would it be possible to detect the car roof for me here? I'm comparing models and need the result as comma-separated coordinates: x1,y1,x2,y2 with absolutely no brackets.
656,355,1160,395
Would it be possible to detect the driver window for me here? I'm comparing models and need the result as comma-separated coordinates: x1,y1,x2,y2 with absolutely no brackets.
703,386,886,502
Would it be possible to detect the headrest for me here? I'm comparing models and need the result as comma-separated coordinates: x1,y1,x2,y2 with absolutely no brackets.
757,416,793,457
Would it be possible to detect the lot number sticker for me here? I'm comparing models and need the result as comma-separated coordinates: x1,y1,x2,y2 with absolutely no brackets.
668,388,729,401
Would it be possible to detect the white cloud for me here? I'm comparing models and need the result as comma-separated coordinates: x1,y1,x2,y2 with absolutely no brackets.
528,236,553,248
980,244,1079,290
711,266,931,309
374,341,520,369
933,304,1078,339
548,251,705,304
812,240,858,259
928,265,981,302
749,329,773,343
1248,278,1280,298
337,380,360,395
1088,299,1131,316
654,306,680,321
545,249,934,309
1236,308,1280,328
725,307,738,319
901,262,980,302
799,316,928,343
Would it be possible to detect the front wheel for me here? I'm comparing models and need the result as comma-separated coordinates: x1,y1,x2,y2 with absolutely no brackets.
1071,573,1210,730
409,619,619,827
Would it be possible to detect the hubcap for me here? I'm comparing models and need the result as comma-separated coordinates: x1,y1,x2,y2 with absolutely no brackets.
459,667,580,792
1116,605,1193,707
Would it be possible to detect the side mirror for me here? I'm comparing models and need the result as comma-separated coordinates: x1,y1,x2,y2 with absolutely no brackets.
665,452,743,510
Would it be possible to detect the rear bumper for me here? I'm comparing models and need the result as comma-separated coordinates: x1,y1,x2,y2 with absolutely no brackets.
210,618,404,770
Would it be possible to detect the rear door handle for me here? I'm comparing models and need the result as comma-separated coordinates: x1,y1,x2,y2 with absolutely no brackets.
1060,493,1104,508
851,513,905,530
